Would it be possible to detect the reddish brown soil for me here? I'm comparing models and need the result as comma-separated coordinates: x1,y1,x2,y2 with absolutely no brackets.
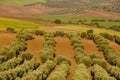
0,5,61,18
26,36,44,62
0,32,16,49
55,37,77,80
109,41,120,53
81,39,104,58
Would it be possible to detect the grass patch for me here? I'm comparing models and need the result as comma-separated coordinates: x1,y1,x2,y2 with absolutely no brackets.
0,17,48,30
31,14,120,28
0,0,46,6
54,26,120,36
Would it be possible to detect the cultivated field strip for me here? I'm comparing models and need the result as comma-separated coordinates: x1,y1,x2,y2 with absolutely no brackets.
0,30,120,80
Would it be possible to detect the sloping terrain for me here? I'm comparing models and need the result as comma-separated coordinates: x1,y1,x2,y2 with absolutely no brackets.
0,5,61,18
0,30,120,80
0,17,47,29
0,0,46,6
68,9,120,19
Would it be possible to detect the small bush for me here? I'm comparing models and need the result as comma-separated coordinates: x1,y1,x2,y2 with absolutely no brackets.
72,64,90,80
100,33,114,41
80,32,87,38
6,27,15,33
87,29,94,39
87,29,93,34
19,52,33,60
54,31,65,37
57,55,71,65
114,35,120,45
54,19,62,24
34,29,45,35
92,58,108,69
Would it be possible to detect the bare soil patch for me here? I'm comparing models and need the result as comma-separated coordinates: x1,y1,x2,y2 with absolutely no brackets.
0,32,16,49
0,5,61,18
81,39,104,58
109,41,120,53
55,37,77,80
26,36,44,62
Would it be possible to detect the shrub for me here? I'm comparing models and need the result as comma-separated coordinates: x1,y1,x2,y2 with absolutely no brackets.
87,29,93,34
72,64,90,80
92,64,116,80
87,29,94,39
34,29,45,35
100,33,114,41
54,19,62,24
57,55,71,65
16,29,33,41
22,60,55,80
114,35,120,45
73,43,84,49
89,53,100,59
19,52,33,60
47,62,70,80
0,57,23,71
92,58,108,69
0,59,39,80
39,51,54,63
6,27,15,33
80,32,87,38
54,31,65,37
108,66,120,79
75,55,91,67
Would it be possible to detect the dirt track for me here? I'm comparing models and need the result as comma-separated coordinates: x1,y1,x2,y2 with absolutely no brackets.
0,32,16,49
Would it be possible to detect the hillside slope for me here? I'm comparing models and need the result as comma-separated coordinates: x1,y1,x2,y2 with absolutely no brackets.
0,0,46,6
0,17,47,29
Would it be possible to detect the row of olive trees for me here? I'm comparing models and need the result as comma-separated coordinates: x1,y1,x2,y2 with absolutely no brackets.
93,35,120,67
21,60,55,80
68,32,120,80
92,64,116,80
72,64,90,80
68,32,91,80
99,32,120,46
68,32,91,67
114,35,120,45
0,29,33,64
39,32,56,63
0,57,23,71
0,59,39,80
46,56,71,80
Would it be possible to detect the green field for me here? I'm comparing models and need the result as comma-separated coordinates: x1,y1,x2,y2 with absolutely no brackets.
31,14,120,28
0,17,47,30
0,0,46,6
0,17,119,37
54,26,120,36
